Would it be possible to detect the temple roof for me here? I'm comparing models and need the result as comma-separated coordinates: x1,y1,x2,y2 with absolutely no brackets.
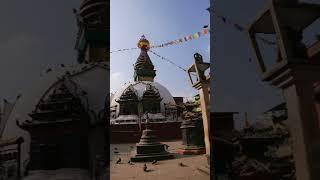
142,84,162,101
116,85,138,102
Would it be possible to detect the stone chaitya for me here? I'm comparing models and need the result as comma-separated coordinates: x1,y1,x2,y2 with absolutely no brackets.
130,114,173,162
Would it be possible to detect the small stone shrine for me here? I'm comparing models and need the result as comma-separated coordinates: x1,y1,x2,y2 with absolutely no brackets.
178,100,205,155
130,114,174,162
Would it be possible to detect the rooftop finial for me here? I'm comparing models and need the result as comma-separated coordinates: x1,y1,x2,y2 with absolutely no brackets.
137,35,150,51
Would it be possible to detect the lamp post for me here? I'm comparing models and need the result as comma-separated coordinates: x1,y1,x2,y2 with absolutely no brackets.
187,53,211,160
246,1,320,180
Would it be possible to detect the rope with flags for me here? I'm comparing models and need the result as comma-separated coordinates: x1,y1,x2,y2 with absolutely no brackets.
150,27,209,49
110,26,210,53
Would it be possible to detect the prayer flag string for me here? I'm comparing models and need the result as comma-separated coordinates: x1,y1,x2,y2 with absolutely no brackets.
110,26,210,53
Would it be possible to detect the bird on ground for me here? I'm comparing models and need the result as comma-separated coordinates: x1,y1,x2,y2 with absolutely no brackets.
179,162,187,167
127,160,134,165
143,164,148,172
116,157,121,164
164,144,170,151
151,160,158,165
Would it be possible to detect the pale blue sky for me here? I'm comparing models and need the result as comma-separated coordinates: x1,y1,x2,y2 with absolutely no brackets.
110,0,210,97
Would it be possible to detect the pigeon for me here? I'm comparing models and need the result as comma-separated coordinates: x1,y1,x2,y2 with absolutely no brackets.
179,162,187,167
164,144,170,151
151,160,158,165
143,164,147,172
128,160,134,165
116,158,121,164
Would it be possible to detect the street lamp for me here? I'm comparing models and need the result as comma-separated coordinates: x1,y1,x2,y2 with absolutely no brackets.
246,1,320,180
246,0,320,81
187,53,210,160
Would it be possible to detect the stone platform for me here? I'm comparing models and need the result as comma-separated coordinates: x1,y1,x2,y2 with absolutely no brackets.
111,141,210,180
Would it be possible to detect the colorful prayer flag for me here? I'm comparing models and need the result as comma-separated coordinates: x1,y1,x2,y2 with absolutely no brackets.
202,28,209,35
193,32,199,39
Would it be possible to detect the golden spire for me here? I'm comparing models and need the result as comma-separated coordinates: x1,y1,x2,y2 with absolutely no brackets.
137,35,150,51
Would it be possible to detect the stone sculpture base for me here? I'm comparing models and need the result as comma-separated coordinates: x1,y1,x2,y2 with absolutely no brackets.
130,125,174,162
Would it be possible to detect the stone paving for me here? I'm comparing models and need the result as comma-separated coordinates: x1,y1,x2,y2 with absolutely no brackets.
110,141,210,180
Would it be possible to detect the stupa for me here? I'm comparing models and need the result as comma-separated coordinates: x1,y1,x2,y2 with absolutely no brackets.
130,113,174,162
109,36,181,143
110,36,177,124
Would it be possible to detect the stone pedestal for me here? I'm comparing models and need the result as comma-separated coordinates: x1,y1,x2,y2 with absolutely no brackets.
178,118,205,155
130,124,173,162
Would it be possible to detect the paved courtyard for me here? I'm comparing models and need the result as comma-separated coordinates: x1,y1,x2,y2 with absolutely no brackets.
110,141,210,180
